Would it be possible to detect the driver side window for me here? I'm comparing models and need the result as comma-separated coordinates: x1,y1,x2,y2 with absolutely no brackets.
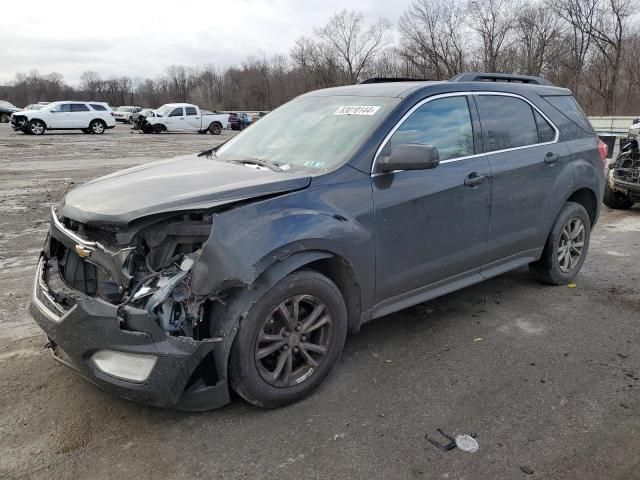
388,96,474,161
169,107,184,117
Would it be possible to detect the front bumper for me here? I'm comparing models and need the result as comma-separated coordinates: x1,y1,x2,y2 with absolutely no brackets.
30,256,231,410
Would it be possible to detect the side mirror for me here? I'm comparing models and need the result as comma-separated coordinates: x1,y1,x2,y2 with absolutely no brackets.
377,144,440,172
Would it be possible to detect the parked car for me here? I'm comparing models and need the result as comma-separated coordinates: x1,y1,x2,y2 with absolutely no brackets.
30,73,605,411
10,101,116,135
251,111,268,123
114,106,143,124
229,112,251,130
604,118,640,208
0,100,20,123
24,103,48,111
140,103,229,134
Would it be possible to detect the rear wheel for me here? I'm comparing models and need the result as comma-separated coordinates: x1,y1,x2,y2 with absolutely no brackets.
530,202,591,285
209,122,222,135
28,120,46,135
603,177,633,210
89,119,106,134
229,270,347,408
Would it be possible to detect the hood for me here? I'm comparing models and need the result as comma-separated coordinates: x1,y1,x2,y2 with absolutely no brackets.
59,154,311,225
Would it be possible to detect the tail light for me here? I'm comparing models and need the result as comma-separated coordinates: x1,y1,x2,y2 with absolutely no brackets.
597,139,608,170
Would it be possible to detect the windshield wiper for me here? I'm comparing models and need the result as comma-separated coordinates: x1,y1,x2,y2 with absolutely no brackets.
226,158,283,172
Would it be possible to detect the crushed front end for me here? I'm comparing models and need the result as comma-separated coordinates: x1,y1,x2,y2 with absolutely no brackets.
609,150,640,202
30,207,231,410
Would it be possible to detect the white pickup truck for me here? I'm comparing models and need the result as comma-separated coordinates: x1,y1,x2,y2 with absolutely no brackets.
141,103,229,135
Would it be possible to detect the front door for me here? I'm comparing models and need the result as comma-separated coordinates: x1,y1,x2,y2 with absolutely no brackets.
166,107,187,131
372,94,491,304
48,103,73,128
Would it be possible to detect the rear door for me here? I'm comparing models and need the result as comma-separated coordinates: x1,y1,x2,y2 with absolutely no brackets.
69,103,91,128
474,93,570,266
372,94,491,304
166,107,186,130
184,106,201,130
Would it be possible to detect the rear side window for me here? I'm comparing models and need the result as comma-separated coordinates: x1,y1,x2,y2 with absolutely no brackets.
169,108,184,117
543,95,593,133
70,104,89,112
90,104,107,111
185,107,197,116
389,96,474,160
476,95,539,151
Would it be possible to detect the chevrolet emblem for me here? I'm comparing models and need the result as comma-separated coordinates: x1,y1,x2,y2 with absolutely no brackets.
75,245,92,258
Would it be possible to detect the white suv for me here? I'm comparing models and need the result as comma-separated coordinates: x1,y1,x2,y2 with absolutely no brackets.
10,101,116,135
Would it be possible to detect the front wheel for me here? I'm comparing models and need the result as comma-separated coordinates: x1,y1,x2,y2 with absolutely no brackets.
28,119,46,135
229,270,347,408
603,176,633,210
530,202,591,285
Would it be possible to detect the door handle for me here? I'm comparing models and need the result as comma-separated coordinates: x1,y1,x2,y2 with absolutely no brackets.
464,172,488,187
544,152,560,164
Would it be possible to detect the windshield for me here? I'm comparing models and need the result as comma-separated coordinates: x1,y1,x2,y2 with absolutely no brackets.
215,95,397,171
156,105,174,116
0,101,17,109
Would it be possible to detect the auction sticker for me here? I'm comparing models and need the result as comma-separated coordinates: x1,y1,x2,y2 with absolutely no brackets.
334,105,381,116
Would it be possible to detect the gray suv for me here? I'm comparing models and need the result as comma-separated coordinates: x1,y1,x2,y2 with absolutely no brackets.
30,73,605,410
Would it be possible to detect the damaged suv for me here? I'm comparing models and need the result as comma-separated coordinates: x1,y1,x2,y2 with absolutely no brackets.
31,73,605,410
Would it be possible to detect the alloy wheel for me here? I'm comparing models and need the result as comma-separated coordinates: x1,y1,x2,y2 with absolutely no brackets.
255,295,332,388
558,217,585,273
92,121,105,134
30,122,44,135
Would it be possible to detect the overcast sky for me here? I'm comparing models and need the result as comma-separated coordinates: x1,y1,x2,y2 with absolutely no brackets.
0,0,408,86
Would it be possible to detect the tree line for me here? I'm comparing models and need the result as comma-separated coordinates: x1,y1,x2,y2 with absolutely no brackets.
2,0,638,115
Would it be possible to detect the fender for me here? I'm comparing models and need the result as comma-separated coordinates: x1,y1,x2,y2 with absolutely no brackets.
207,250,333,381
191,205,371,297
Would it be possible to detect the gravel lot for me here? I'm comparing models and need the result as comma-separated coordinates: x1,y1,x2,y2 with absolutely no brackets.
1,123,639,479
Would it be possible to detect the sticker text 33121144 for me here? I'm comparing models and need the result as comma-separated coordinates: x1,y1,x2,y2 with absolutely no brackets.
334,106,381,116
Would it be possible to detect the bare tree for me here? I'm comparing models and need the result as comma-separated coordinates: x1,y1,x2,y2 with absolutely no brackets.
515,3,564,75
468,0,520,72
398,0,467,79
316,10,392,84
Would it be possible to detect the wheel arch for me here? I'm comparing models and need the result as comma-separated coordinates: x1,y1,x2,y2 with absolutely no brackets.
566,187,599,225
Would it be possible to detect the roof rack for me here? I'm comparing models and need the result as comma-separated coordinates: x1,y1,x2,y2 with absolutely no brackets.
359,77,432,84
450,72,553,86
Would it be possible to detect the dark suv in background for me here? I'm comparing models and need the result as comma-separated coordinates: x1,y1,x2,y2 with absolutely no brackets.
30,73,605,410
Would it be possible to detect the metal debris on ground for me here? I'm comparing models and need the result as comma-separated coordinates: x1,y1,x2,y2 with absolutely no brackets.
455,434,479,453
428,429,478,453
519,465,534,475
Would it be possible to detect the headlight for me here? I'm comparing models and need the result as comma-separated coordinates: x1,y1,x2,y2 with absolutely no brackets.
91,350,157,382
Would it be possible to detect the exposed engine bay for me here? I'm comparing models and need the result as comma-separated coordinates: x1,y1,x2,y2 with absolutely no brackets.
48,211,214,339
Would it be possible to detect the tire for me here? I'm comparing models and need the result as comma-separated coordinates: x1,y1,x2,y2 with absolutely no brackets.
0,113,9,123
81,128,91,134
28,119,46,135
529,201,591,285
603,176,633,210
89,119,106,134
209,122,222,135
229,270,347,408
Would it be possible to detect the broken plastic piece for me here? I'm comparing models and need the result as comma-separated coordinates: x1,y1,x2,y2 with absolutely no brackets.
428,428,457,451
